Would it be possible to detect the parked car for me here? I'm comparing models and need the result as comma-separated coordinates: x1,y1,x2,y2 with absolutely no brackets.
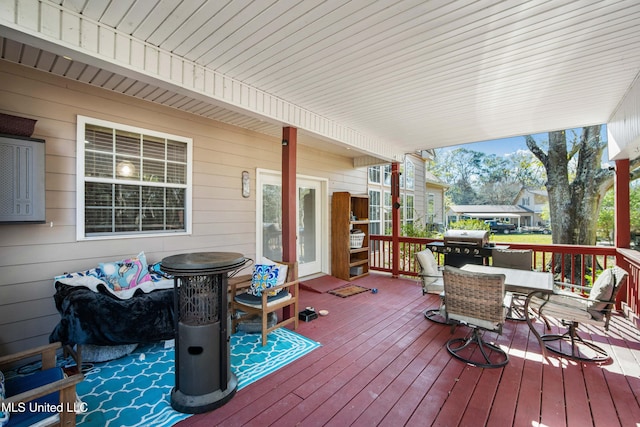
521,225,551,234
485,220,517,234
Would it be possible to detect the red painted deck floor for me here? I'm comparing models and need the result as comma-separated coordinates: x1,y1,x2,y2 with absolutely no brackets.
177,273,640,427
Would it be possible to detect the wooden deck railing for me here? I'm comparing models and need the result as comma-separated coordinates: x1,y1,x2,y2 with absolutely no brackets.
369,234,640,325
617,248,640,327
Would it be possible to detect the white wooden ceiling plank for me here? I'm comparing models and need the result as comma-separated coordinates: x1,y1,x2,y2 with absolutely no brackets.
142,87,169,102
1,38,23,62
129,82,158,99
79,0,110,21
301,31,640,114
217,0,356,76
189,0,305,67
281,0,623,99
99,1,137,28
60,0,87,15
266,0,610,97
77,64,100,83
288,12,640,111
51,56,71,76
115,0,161,35
19,44,39,67
40,2,62,39
152,90,176,104
328,61,638,123
234,0,433,84
171,95,197,110
180,99,207,113
171,0,264,58
129,0,183,42
248,0,535,88
146,0,212,48
100,73,127,91
119,80,145,96
35,50,57,71
209,0,335,73
375,89,612,126
63,61,86,79
89,69,114,86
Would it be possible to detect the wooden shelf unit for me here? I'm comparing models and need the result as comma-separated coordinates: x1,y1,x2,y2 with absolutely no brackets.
331,192,370,280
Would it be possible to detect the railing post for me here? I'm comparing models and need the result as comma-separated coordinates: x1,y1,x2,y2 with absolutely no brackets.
614,158,631,310
391,162,400,278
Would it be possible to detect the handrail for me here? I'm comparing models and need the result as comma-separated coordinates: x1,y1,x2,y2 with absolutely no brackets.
369,235,617,287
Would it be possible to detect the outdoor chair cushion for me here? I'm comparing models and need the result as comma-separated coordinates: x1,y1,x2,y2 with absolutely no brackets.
587,268,615,313
416,249,440,276
234,290,292,308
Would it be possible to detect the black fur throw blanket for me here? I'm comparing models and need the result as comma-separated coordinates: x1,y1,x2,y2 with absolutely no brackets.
50,281,175,346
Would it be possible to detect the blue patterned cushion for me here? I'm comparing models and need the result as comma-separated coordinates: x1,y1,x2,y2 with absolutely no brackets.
248,264,279,297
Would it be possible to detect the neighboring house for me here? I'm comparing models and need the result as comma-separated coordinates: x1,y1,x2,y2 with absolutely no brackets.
514,188,550,227
424,170,449,232
367,153,448,235
448,204,534,228
368,152,448,235
447,188,549,229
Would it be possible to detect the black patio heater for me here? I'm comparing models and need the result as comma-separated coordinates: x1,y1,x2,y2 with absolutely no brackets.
161,252,248,414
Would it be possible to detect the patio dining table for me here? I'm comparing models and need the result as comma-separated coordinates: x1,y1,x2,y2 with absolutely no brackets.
460,264,554,294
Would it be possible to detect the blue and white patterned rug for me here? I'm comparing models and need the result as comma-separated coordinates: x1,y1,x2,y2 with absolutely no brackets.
76,329,320,427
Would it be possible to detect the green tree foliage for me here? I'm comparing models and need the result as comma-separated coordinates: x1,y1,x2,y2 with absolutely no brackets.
448,219,488,231
427,147,545,205
598,184,640,242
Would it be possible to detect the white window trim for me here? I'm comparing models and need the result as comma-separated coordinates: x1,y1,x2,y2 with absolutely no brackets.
76,115,193,241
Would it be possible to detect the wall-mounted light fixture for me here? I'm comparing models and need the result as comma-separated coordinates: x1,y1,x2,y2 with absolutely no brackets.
282,139,288,146
242,170,250,198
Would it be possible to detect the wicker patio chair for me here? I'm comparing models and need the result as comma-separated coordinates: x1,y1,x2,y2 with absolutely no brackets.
443,265,510,368
524,265,628,362
492,249,533,321
415,249,447,324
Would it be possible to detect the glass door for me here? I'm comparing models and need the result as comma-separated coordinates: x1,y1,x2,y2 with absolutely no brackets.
297,178,322,276
257,171,325,277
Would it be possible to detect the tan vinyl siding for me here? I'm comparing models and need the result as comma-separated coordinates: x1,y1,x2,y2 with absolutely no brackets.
0,60,365,354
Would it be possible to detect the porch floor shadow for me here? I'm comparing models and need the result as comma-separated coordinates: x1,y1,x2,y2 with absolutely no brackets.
177,273,640,427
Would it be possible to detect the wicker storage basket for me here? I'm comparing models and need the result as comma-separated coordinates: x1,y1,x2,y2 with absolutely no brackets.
350,230,365,248
0,113,37,137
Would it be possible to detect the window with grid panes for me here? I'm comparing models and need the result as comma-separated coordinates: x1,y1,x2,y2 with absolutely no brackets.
368,166,381,184
77,116,192,239
369,189,381,235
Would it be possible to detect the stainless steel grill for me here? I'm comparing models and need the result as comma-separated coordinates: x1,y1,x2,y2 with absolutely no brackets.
443,230,490,248
428,230,495,267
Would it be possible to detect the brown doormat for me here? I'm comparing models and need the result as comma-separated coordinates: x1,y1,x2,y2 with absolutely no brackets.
328,284,371,298
300,275,351,293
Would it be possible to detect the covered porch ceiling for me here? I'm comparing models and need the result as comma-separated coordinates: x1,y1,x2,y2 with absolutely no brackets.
1,0,640,164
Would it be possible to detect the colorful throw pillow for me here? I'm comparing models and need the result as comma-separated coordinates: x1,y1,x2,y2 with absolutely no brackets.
260,257,289,286
248,264,279,297
0,370,9,426
99,251,153,291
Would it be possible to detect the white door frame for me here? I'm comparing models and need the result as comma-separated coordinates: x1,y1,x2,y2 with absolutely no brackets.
256,168,329,277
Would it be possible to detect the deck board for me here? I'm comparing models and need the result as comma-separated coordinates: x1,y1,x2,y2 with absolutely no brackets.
177,273,640,427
